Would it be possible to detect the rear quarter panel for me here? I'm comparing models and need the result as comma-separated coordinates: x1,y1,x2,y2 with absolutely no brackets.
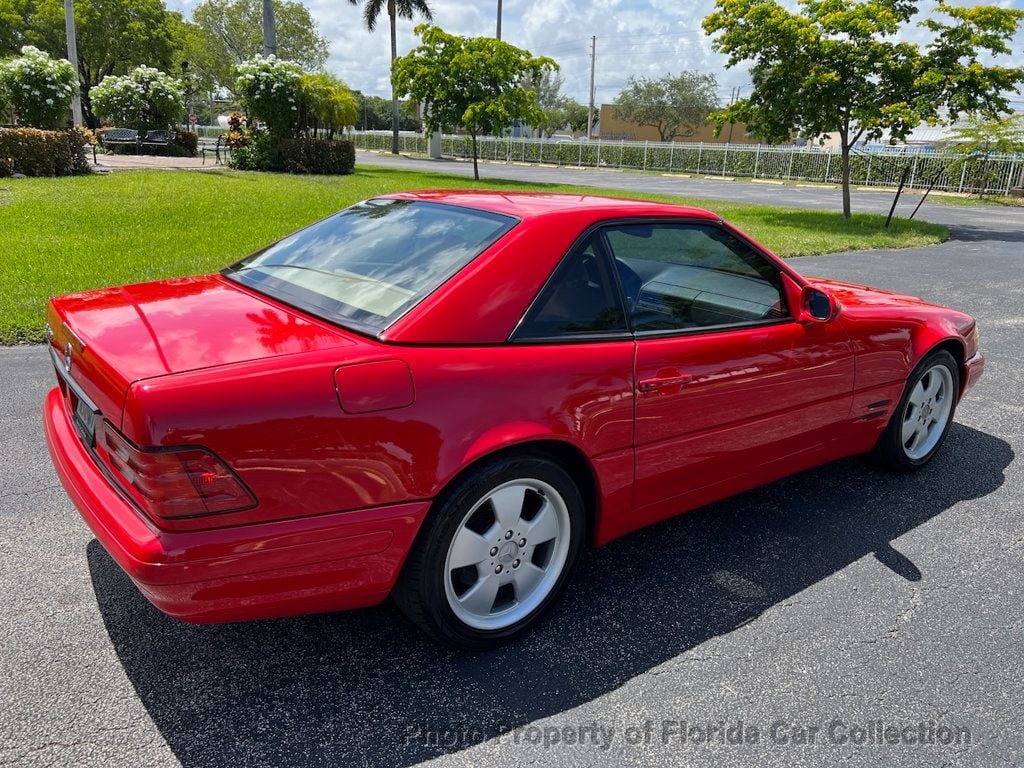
121,340,636,538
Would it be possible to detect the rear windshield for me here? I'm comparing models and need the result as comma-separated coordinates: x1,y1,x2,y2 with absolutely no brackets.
224,199,517,333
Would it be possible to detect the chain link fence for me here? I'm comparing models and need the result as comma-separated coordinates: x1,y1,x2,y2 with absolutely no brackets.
349,131,1024,195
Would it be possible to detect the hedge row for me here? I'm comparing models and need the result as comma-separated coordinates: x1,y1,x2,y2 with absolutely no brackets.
276,137,355,174
0,128,91,177
230,133,355,174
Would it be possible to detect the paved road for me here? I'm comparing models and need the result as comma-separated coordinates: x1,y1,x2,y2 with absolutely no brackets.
1,166,1022,768
355,149,1019,234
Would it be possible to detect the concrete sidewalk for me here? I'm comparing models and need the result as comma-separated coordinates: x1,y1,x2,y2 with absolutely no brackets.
93,153,223,171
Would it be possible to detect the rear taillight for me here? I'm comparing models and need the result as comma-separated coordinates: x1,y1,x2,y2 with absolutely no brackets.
95,421,255,520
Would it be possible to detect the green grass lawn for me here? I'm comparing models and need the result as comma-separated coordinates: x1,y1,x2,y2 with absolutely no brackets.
928,192,1024,208
0,166,948,344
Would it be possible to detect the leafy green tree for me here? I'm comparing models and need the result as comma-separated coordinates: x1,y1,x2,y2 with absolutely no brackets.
0,0,32,55
355,92,420,131
22,0,176,126
613,71,719,142
947,113,1024,195
393,24,555,179
168,13,219,97
703,0,1024,218
522,69,563,111
521,70,587,137
299,72,357,137
539,97,588,137
191,0,327,91
348,0,432,155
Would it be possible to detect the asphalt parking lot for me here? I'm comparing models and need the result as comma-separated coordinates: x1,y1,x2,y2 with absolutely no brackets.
1,165,1022,768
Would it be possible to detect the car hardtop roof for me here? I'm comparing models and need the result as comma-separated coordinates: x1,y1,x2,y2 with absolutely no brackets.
380,190,720,221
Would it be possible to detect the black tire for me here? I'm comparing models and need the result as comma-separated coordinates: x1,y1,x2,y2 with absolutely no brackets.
871,349,960,471
393,454,586,650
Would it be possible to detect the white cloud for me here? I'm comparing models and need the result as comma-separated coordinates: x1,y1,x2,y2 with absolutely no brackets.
166,0,1024,110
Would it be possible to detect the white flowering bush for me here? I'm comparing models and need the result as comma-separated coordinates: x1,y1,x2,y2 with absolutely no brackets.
91,66,184,132
235,55,304,137
0,46,78,129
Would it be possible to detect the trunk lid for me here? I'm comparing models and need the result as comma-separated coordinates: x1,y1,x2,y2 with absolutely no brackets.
47,274,358,422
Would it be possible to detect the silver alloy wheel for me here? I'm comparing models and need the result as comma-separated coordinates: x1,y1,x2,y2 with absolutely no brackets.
443,478,571,631
901,364,955,461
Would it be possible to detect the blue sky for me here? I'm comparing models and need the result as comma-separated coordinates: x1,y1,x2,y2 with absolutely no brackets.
165,0,1024,109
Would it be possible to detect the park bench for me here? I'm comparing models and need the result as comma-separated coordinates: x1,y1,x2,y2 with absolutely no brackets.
140,130,177,154
200,135,231,166
99,128,139,155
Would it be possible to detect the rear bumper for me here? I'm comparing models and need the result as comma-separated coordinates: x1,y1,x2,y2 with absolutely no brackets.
962,351,985,398
43,387,430,623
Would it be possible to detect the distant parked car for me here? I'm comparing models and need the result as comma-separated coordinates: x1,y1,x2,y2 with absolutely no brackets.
44,191,984,648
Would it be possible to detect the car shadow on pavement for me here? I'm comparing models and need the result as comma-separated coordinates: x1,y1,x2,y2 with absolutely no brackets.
88,423,1012,768
946,223,1024,244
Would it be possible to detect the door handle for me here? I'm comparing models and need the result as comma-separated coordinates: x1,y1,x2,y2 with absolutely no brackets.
638,374,693,393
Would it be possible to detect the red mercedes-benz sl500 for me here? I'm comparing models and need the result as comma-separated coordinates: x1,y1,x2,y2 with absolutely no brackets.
43,191,983,648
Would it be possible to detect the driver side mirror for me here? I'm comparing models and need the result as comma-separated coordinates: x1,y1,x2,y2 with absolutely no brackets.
781,273,839,324
799,286,838,323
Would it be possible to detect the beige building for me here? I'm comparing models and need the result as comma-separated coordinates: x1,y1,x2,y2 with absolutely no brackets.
598,104,758,144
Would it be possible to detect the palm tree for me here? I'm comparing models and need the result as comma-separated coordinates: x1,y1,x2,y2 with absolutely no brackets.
349,0,433,154
262,0,277,56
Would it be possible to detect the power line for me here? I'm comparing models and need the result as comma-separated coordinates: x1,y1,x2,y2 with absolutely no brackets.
585,29,709,41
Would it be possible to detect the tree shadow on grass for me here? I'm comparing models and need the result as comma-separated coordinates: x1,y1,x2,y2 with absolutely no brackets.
89,424,1011,768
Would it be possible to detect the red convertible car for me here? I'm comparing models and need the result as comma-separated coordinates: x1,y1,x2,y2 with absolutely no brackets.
44,191,983,648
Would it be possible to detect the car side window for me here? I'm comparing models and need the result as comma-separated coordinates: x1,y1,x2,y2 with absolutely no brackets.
516,234,628,339
602,223,788,333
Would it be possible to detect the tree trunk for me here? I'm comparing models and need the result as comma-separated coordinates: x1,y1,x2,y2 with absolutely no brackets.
262,0,277,56
389,0,399,155
77,63,98,128
80,85,96,129
471,132,479,180
840,141,852,219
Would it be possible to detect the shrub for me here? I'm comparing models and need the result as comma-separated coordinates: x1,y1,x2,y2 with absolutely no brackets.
90,66,184,132
0,127,90,176
235,56,303,137
228,131,354,174
228,130,273,170
0,46,78,129
275,137,355,174
173,131,198,156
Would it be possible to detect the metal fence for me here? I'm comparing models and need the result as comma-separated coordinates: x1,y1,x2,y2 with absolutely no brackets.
349,131,1024,195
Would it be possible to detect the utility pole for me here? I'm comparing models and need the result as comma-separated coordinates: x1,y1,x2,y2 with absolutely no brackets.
586,35,596,139
496,0,502,40
726,86,739,144
63,0,83,126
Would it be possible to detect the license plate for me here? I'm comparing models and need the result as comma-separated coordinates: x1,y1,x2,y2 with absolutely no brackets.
72,395,97,446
